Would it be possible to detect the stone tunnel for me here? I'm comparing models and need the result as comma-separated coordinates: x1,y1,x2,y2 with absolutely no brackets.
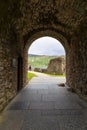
0,0,87,111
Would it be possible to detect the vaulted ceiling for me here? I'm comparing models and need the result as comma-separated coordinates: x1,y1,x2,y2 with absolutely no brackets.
0,0,87,45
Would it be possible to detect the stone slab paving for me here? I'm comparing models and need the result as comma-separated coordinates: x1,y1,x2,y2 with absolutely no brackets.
0,72,87,130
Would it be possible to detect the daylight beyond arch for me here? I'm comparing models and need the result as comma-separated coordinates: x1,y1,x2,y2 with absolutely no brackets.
28,36,65,56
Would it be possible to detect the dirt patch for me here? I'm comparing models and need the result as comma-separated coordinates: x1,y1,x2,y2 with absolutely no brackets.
58,83,65,87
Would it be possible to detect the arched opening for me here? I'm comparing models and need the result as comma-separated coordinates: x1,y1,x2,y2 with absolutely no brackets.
23,30,69,87
28,36,66,80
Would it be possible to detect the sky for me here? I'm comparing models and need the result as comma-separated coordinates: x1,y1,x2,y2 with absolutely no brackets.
28,37,65,56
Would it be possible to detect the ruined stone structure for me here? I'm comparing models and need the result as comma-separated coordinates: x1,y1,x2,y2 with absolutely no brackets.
47,57,65,75
0,0,87,111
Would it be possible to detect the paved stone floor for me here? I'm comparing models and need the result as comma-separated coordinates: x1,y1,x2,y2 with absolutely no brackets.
0,72,87,130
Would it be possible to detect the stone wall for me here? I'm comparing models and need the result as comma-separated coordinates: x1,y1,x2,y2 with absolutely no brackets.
0,34,18,111
66,36,87,96
47,57,65,75
23,48,29,87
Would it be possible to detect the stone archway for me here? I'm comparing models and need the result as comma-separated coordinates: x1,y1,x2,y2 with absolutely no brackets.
22,28,87,97
23,30,68,87
0,0,87,111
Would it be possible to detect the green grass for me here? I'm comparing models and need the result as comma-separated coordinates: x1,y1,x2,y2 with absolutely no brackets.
27,72,37,81
44,73,65,77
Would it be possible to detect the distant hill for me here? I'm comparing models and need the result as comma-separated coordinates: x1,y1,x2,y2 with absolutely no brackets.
28,55,65,69
28,54,65,57
28,54,42,57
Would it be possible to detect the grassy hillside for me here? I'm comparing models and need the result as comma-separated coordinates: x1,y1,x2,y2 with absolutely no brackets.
28,55,65,69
